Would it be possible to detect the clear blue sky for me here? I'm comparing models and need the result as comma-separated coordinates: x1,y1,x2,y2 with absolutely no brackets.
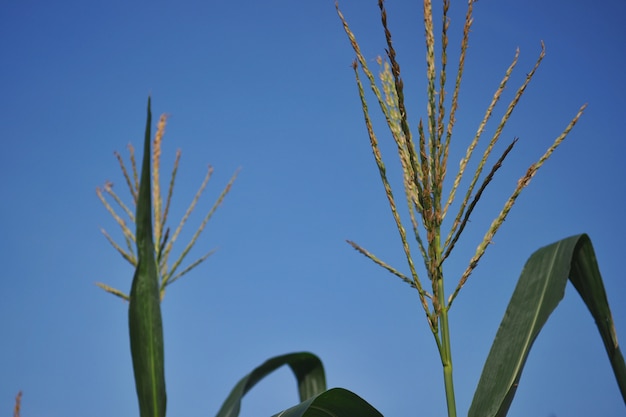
1,1,625,416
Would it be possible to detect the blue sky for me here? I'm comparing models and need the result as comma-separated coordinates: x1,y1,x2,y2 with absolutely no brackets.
1,1,625,416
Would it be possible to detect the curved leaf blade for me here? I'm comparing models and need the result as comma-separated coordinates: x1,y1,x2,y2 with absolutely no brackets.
129,97,167,417
568,235,625,394
215,352,327,417
469,234,625,417
272,388,384,417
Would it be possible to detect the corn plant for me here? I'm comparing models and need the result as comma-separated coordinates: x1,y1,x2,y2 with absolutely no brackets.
96,107,238,302
330,0,625,416
114,99,340,417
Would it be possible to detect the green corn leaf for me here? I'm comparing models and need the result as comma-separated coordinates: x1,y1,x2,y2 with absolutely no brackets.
272,387,384,417
215,352,327,417
469,234,626,417
129,97,167,417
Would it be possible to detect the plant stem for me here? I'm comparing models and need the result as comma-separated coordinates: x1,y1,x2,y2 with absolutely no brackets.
431,225,457,416
439,302,457,417
435,255,456,416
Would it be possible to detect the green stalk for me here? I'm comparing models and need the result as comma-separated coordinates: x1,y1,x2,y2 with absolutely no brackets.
433,231,457,417
439,302,456,417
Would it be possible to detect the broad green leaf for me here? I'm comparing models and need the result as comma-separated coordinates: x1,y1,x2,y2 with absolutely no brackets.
215,352,327,417
129,97,167,417
469,234,626,417
272,388,384,417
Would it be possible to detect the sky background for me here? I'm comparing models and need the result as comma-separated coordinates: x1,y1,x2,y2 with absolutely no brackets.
1,1,625,416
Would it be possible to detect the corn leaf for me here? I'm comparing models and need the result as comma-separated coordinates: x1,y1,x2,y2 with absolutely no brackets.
128,97,167,417
215,352,327,417
272,387,384,417
469,234,626,417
